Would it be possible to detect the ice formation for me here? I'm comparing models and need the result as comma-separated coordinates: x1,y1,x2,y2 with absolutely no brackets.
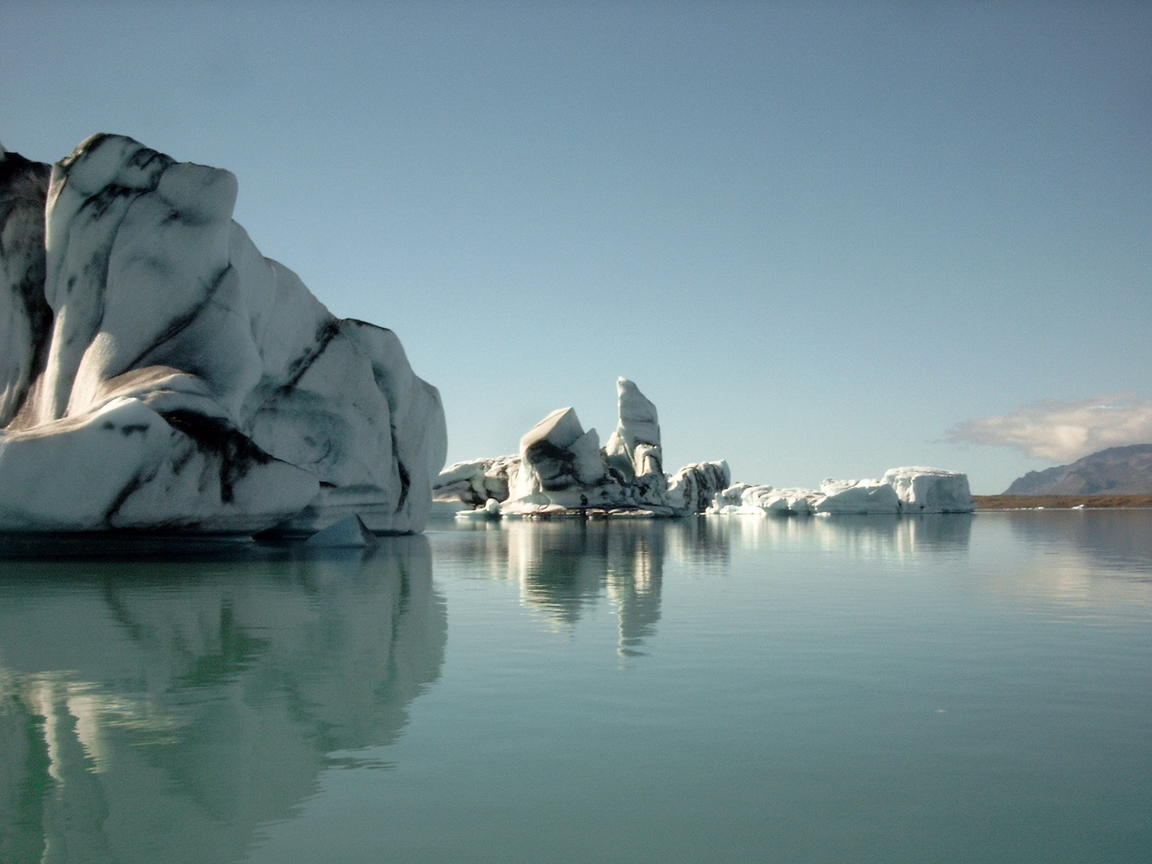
434,376,972,520
604,378,664,484
881,466,975,513
433,455,521,508
502,393,669,516
815,478,902,514
708,484,816,516
434,378,728,517
0,135,446,534
708,468,974,516
665,461,732,513
305,515,379,547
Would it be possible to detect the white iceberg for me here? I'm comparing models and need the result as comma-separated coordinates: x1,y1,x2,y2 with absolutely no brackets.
707,484,816,516
881,466,975,513
707,467,974,516
0,135,446,534
813,478,902,514
604,378,663,482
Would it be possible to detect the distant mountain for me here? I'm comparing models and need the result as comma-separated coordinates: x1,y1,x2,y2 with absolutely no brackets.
1003,445,1152,495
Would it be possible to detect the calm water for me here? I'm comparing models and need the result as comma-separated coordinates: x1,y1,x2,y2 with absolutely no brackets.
1,512,1150,864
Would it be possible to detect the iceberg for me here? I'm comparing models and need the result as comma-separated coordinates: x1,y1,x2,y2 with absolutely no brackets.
436,378,725,518
433,455,520,508
708,484,816,516
502,404,640,516
881,466,975,513
305,515,379,548
665,461,731,513
433,374,973,520
707,468,974,516
813,478,902,514
0,135,446,534
604,377,664,484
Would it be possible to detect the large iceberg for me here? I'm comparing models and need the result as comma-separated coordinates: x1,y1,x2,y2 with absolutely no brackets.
0,135,446,534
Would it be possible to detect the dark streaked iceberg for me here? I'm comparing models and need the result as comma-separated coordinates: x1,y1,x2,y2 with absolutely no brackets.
433,378,972,519
436,378,730,518
0,135,445,534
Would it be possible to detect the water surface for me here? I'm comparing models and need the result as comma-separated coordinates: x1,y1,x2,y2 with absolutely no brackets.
1,512,1149,863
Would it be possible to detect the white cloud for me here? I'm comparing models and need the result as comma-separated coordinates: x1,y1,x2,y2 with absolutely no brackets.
949,395,1152,463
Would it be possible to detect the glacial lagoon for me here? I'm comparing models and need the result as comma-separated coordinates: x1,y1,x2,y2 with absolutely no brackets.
1,511,1150,863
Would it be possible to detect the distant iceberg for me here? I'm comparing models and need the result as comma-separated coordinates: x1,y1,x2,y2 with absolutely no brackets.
434,379,973,519
708,468,974,516
435,378,729,518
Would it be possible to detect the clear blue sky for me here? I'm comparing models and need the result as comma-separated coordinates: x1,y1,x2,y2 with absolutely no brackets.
4,1,1149,493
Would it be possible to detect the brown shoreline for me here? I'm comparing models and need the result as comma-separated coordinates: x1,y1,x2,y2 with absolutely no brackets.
974,494,1152,510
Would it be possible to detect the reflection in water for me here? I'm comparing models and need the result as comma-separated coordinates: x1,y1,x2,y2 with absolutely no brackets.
507,521,667,655
440,518,733,656
437,515,979,653
982,510,1152,609
0,537,446,864
1002,509,1152,573
699,513,974,559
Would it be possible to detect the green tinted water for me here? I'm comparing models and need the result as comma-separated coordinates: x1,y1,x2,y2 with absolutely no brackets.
1,512,1150,863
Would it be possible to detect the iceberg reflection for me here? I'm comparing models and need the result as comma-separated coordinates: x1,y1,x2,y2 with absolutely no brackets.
0,537,445,864
507,521,666,655
440,519,731,655
980,510,1152,610
703,512,973,558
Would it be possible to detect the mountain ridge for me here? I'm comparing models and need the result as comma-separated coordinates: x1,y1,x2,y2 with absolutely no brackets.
1003,444,1152,495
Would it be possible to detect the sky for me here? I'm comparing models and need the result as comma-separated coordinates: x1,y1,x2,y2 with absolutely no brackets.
3,0,1149,493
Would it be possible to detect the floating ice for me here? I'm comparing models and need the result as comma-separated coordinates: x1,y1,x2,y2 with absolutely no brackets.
0,135,446,534
707,468,974,516
434,374,974,520
814,478,902,514
881,466,975,514
434,455,520,508
305,515,379,547
437,379,721,518
665,461,731,513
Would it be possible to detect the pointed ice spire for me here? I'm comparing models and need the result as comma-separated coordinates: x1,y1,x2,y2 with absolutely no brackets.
604,378,662,481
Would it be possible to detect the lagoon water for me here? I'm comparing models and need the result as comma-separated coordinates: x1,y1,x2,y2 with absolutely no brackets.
1,511,1150,863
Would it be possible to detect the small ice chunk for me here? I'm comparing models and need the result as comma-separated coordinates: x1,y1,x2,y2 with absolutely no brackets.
305,515,378,547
